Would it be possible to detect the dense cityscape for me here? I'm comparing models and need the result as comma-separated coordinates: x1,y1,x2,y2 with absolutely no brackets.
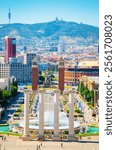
0,1,99,150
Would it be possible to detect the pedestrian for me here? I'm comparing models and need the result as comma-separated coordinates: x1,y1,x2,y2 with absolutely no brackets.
41,142,42,146
61,143,63,148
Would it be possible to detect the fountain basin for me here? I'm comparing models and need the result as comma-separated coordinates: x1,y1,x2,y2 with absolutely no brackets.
19,111,80,130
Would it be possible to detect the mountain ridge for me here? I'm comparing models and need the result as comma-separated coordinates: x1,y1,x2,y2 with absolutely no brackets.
0,20,99,50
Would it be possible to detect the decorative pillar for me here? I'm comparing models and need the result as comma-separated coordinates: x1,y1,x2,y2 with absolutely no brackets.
83,76,87,87
39,90,44,139
32,57,39,91
89,80,95,91
58,57,65,94
53,89,60,140
11,114,14,124
87,81,91,91
96,114,99,122
68,90,75,140
94,90,97,108
23,89,30,140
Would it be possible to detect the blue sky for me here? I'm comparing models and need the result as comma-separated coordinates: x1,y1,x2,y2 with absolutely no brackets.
0,0,99,26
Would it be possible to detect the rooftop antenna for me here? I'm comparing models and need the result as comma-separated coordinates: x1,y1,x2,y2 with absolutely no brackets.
8,0,11,24
76,51,79,64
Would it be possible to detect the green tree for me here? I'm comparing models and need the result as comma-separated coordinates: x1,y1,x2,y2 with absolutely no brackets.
2,90,11,100
87,91,94,99
87,91,94,104
11,86,18,96
39,75,45,82
12,81,18,87
77,82,80,91
51,74,56,81
82,87,89,100
39,71,42,75
78,82,83,93
67,110,69,113
75,109,81,113
0,89,3,100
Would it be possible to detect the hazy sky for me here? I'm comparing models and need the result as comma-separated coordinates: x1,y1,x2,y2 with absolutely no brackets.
0,0,99,26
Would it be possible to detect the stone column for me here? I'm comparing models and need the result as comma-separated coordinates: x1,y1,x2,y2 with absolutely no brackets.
83,76,87,87
23,89,30,140
96,114,99,122
89,80,95,91
83,80,87,87
94,90,97,108
58,57,65,94
68,90,75,140
11,115,14,124
39,90,44,139
53,89,60,140
87,81,91,91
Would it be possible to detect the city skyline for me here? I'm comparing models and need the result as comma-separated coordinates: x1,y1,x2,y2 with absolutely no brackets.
0,0,99,27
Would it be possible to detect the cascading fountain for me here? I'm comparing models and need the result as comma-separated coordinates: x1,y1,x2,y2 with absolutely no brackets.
19,111,80,130
18,92,80,131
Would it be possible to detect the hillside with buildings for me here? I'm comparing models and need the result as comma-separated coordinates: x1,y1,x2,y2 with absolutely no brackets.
0,20,99,52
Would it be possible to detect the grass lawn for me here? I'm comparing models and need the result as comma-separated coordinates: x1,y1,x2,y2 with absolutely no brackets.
27,85,74,90
0,131,22,136
76,132,99,137
64,85,73,90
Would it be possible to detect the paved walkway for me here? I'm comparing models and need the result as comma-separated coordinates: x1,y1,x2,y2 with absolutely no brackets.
76,94,97,123
0,93,24,124
0,136,99,150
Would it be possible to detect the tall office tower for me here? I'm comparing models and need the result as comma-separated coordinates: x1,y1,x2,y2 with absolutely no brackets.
58,57,65,93
10,63,32,83
0,63,10,91
0,63,10,79
32,58,38,91
5,37,16,63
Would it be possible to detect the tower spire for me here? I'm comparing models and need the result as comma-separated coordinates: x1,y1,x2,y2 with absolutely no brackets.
8,7,11,24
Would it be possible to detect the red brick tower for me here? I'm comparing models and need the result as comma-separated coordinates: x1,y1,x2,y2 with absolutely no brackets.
5,37,16,63
58,57,65,93
32,58,38,91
